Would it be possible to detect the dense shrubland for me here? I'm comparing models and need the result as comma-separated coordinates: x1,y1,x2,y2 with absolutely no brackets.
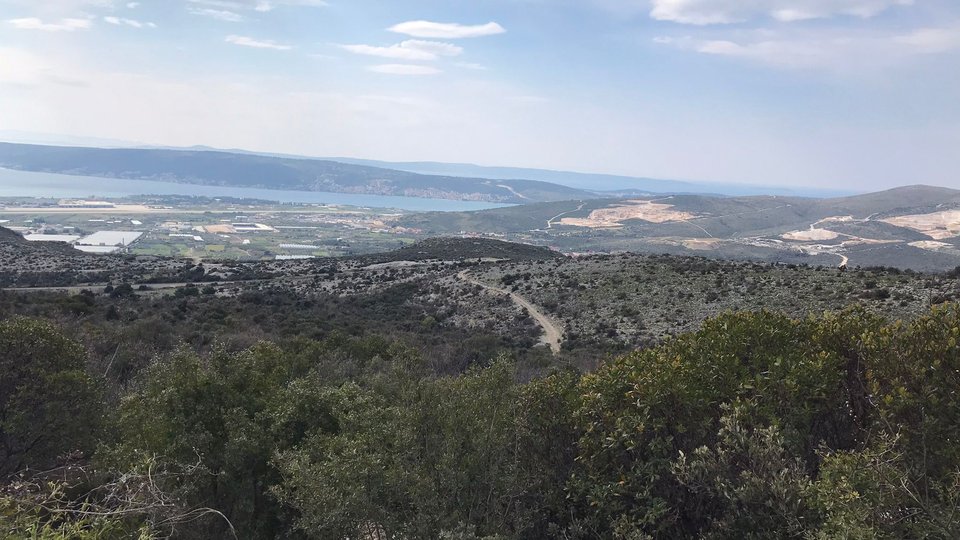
4,302,960,538
477,255,960,352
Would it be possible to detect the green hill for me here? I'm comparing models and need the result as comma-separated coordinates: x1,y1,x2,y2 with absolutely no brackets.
362,237,564,263
0,143,594,204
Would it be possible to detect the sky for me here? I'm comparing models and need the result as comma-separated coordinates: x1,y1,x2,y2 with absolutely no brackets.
0,0,958,191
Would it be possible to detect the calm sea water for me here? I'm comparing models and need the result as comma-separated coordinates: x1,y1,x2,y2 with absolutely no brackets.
0,169,510,212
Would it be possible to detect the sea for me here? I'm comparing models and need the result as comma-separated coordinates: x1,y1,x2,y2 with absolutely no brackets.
0,169,511,212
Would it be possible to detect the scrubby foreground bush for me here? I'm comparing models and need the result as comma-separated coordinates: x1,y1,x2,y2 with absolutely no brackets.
4,305,960,538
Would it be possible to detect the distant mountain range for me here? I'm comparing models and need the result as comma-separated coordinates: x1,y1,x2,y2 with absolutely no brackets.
325,158,853,198
0,141,857,202
148,144,857,197
153,145,855,197
0,143,593,204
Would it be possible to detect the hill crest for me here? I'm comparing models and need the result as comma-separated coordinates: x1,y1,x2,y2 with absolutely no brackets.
0,143,593,204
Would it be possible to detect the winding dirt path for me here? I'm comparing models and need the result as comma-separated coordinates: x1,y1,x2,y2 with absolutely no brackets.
458,270,563,354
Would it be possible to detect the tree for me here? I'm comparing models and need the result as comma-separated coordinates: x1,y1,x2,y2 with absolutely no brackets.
0,317,102,477
571,310,862,537
276,360,534,538
273,382,420,539
671,403,815,539
104,343,323,539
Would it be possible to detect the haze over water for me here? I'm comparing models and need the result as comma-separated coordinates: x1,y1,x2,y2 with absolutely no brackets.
0,169,510,212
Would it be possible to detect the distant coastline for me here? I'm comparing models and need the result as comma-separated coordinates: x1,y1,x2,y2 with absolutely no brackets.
0,168,512,213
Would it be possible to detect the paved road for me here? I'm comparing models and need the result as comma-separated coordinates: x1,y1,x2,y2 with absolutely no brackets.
458,270,562,354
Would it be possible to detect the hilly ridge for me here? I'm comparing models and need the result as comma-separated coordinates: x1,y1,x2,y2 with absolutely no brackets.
0,143,593,204
328,157,854,197
400,185,960,271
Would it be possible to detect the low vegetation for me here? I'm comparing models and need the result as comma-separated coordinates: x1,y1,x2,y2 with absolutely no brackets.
472,253,960,352
5,234,960,537
4,305,960,538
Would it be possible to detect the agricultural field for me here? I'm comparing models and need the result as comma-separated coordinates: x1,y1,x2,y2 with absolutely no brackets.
6,185,960,272
0,195,422,261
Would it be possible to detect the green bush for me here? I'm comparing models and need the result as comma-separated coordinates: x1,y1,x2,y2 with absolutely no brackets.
0,318,102,476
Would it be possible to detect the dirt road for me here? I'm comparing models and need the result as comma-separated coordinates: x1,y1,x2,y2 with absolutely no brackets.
458,270,562,354
546,202,585,230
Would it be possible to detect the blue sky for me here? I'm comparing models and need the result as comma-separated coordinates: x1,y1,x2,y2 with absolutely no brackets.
1,0,958,190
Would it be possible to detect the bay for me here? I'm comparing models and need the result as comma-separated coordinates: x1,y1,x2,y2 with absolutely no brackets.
0,169,511,212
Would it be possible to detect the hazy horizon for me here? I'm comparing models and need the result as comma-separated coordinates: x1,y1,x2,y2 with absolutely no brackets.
1,0,958,191
0,131,860,197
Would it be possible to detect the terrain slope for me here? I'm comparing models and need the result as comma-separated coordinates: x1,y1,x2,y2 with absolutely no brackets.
0,143,592,204
401,186,960,271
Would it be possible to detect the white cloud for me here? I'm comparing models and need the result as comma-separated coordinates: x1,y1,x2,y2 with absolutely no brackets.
339,40,463,61
7,17,91,31
695,38,831,67
253,0,327,10
225,35,292,50
650,0,915,25
368,64,442,75
2,45,957,192
103,16,154,28
187,0,325,12
342,44,432,61
127,2,140,7
0,47,51,85
895,27,960,54
388,20,506,39
402,40,464,57
0,46,87,86
189,7,244,22
1,0,114,16
655,24,960,69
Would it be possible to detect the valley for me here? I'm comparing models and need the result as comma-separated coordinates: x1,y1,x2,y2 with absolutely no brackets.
4,166,960,540
4,230,958,370
4,1,958,536
3,142,958,272
5,184,960,271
